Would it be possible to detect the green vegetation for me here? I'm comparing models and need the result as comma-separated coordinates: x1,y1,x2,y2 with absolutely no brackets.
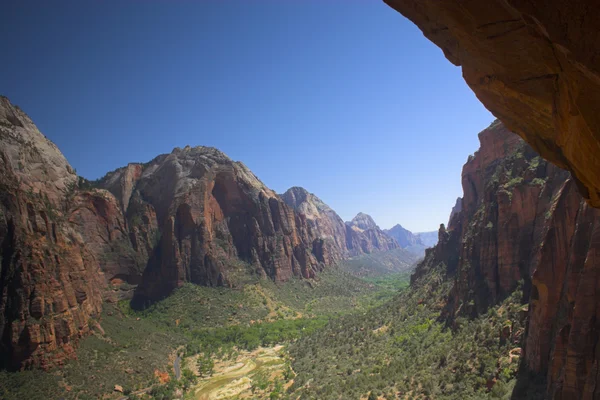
530,177,546,186
503,176,524,190
1,252,528,400
1,266,409,399
288,264,528,400
341,247,418,277
185,317,329,357
0,369,65,400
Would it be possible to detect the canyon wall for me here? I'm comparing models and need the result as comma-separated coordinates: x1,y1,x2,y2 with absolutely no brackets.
413,121,600,399
281,187,399,260
0,97,139,369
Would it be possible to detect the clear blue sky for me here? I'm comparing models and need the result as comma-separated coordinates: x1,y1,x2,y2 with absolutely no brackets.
1,0,493,232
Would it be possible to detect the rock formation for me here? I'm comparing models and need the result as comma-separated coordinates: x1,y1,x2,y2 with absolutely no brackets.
384,224,420,249
383,0,600,208
0,96,138,369
99,150,334,307
447,197,462,225
413,120,600,399
281,187,400,258
345,212,399,254
384,224,438,257
1,97,388,368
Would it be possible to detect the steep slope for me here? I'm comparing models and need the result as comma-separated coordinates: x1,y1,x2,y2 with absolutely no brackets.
346,212,399,253
384,224,438,257
281,187,400,257
98,151,337,307
0,97,140,369
280,187,349,262
384,0,600,208
384,224,420,249
447,197,462,225
413,120,600,399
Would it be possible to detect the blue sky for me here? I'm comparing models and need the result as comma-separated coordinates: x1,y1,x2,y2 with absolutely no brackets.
1,0,493,232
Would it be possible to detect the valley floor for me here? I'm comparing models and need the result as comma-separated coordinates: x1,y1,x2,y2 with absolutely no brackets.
187,345,289,400
0,266,408,400
1,254,534,400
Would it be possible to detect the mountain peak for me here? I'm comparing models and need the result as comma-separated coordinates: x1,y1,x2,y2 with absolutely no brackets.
280,186,332,217
348,212,378,231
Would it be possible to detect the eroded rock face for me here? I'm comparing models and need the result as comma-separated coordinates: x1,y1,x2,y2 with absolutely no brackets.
281,187,399,260
98,150,332,306
384,0,600,208
413,121,600,398
346,212,399,254
280,187,348,262
0,97,133,369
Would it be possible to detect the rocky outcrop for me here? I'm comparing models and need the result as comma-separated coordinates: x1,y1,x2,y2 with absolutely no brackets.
383,0,600,208
412,120,600,399
281,187,400,258
0,97,137,369
280,187,349,263
448,197,462,225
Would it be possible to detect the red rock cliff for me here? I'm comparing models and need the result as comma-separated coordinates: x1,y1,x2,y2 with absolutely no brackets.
98,148,339,307
413,121,600,398
0,97,139,369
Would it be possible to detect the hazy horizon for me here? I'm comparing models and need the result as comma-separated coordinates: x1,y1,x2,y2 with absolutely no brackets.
1,0,494,232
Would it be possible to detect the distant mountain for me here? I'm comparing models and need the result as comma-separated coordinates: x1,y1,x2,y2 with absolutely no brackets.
384,224,438,257
347,212,379,232
345,212,399,253
281,188,399,257
414,231,438,248
385,224,420,248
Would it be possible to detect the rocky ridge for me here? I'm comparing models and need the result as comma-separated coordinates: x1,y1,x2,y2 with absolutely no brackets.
281,187,400,258
384,224,420,249
100,149,339,307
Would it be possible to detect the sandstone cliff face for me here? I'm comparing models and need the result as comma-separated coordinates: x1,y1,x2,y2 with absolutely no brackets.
98,150,334,307
384,0,600,208
346,212,399,254
280,187,349,263
281,187,399,259
413,121,600,399
0,97,140,369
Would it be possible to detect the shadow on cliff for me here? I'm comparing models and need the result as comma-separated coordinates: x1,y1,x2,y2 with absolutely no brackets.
129,243,171,311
